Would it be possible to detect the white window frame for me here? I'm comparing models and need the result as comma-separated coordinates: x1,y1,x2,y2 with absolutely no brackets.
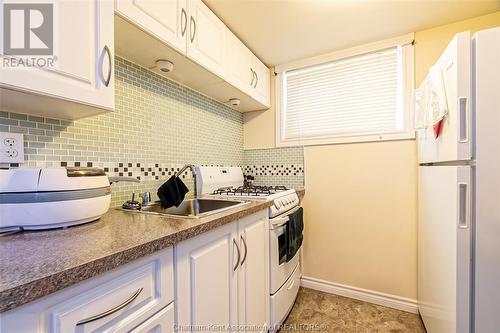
275,33,415,147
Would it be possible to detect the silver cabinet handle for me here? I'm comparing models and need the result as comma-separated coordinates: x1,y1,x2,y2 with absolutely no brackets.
190,16,196,43
250,68,255,87
102,45,112,87
233,238,240,271
240,235,247,266
181,8,187,37
76,288,143,326
254,71,258,88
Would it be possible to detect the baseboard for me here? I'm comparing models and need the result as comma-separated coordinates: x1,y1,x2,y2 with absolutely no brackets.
301,276,418,314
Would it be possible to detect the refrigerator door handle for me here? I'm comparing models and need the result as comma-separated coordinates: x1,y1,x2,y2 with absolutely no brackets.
458,181,469,229
458,97,468,143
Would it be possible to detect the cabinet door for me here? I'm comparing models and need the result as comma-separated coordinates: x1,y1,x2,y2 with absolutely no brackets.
238,212,269,333
176,222,239,331
0,0,114,111
115,0,187,54
251,57,271,107
187,0,226,78
226,31,254,94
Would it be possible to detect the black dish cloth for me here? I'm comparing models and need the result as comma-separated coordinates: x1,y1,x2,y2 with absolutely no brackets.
157,176,189,209
286,207,304,262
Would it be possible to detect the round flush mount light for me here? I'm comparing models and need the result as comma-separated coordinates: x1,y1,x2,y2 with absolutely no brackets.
155,59,174,73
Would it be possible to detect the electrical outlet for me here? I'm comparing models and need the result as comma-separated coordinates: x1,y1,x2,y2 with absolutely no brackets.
0,132,24,164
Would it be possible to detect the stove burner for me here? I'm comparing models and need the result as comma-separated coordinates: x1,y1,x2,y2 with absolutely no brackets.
212,185,288,196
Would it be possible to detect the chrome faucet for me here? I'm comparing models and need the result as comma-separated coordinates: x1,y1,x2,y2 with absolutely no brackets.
176,164,198,198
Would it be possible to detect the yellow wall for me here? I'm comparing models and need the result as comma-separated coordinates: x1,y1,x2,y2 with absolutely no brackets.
243,71,276,149
415,11,500,86
302,141,417,297
243,11,500,300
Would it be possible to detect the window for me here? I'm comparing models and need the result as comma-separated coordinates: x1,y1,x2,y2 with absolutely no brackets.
276,34,414,146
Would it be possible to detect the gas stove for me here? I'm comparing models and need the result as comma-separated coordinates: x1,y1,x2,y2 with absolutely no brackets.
195,166,299,218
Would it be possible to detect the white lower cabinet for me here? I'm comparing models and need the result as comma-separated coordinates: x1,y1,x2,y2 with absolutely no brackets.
237,213,270,333
176,210,269,332
0,248,174,333
1,210,270,333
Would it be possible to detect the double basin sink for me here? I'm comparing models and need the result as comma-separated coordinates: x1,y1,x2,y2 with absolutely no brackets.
127,198,249,218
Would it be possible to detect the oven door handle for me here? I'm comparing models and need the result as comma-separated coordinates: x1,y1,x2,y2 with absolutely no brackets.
270,205,300,230
270,216,289,229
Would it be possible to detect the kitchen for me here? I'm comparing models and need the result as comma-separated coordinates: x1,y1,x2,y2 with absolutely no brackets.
0,1,499,332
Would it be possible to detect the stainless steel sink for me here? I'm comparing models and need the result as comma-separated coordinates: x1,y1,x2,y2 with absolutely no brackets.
128,198,249,218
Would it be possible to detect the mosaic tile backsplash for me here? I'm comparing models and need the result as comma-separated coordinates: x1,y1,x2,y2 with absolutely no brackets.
0,57,304,207
243,147,304,189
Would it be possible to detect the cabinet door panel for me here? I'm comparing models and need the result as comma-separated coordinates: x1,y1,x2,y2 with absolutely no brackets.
226,31,253,94
115,0,187,53
252,57,270,107
0,0,114,111
176,222,238,331
187,0,226,78
238,212,269,333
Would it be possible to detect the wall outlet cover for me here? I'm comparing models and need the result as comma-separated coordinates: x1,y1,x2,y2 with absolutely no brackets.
0,132,24,163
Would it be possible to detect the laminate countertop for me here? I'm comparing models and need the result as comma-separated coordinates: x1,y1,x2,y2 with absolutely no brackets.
0,200,272,313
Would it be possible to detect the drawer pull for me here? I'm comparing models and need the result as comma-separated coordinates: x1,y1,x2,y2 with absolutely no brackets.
240,235,248,266
76,287,143,326
233,238,240,271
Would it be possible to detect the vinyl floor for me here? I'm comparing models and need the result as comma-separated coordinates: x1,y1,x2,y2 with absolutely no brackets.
281,287,426,333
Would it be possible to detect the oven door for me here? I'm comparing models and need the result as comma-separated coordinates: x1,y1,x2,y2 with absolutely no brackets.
269,206,301,295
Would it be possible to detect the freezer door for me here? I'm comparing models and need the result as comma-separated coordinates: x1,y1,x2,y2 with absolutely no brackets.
418,166,471,333
417,32,472,164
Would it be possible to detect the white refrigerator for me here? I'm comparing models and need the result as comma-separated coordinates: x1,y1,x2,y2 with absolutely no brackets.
417,27,500,333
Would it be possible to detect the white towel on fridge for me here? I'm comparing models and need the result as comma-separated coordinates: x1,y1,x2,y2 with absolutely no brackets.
413,81,428,129
427,65,449,126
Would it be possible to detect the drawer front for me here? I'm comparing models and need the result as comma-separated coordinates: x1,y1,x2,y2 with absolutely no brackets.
129,303,174,333
0,248,173,333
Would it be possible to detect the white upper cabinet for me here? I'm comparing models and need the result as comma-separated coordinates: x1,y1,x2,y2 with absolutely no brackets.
113,0,270,111
0,0,114,120
226,31,271,108
115,0,187,54
251,56,271,106
186,0,226,79
226,31,254,93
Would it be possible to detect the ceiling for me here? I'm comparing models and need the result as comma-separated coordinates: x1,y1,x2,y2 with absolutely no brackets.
204,0,500,66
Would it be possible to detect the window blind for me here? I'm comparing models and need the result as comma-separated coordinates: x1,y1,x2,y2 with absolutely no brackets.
281,47,405,143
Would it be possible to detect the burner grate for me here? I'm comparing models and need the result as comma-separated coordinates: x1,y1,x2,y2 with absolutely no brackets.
212,185,288,196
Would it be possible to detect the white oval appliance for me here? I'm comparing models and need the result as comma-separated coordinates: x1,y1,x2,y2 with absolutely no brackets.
0,167,111,231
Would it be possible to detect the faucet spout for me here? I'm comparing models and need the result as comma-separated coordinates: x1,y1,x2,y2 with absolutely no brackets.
176,164,198,197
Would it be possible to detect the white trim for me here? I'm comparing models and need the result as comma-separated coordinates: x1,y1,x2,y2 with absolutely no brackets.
275,33,414,73
301,276,419,314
